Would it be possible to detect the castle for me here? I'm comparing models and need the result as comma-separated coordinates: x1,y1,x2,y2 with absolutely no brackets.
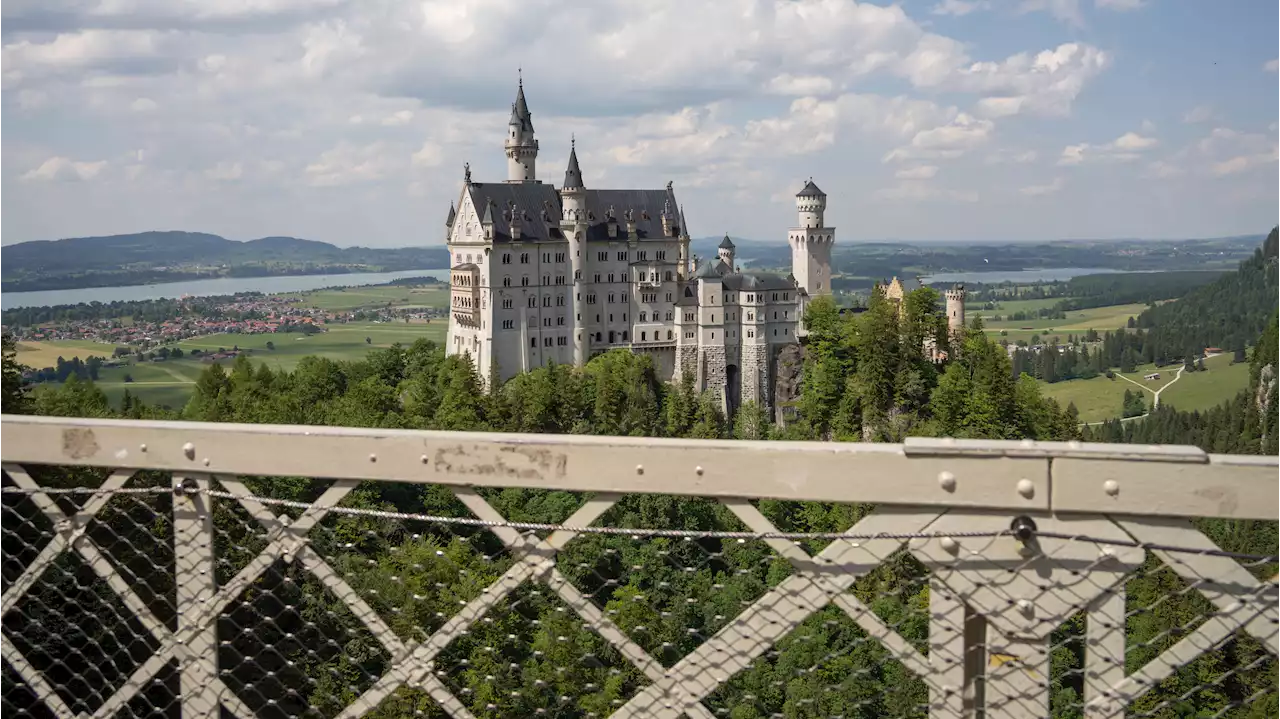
445,78,835,415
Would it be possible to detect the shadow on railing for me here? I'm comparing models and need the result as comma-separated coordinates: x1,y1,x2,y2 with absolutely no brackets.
1,415,1276,719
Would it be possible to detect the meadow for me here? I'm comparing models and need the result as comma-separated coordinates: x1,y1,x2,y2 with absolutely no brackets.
973,299,1149,344
83,320,447,409
288,283,449,312
1039,353,1251,424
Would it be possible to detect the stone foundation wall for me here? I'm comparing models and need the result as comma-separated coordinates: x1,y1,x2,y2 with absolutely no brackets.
701,346,727,401
741,344,769,409
675,346,699,385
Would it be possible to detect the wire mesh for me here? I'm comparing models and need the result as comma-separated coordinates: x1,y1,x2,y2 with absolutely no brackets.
1,467,1276,719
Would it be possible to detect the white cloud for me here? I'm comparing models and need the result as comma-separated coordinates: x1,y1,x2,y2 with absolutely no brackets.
204,161,243,181
1019,177,1064,196
1140,119,1156,133
955,43,1109,118
381,110,414,126
130,97,158,112
304,142,397,186
874,182,979,203
1265,59,1279,73
884,113,993,162
1183,105,1216,124
1059,130,1158,165
765,74,834,96
1197,128,1279,177
985,149,1038,165
931,0,991,16
21,157,108,182
1096,0,1145,11
896,165,939,180
411,141,444,167
1018,0,1083,26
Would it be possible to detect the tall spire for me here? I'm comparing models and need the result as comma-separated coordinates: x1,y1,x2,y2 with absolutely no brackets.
563,137,583,190
513,72,532,133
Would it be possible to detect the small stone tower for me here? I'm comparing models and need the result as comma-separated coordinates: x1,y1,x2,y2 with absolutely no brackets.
561,139,588,367
788,179,835,296
505,74,538,182
717,233,736,271
945,283,967,340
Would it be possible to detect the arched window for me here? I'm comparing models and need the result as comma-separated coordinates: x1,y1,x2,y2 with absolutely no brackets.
641,331,647,341
667,330,673,340
621,331,629,340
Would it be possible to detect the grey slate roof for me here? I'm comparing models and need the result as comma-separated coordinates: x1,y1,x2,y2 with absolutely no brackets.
563,146,583,189
718,234,735,249
467,182,563,243
462,180,679,243
694,260,725,279
722,273,795,291
512,82,533,134
446,203,456,227
797,179,826,198
581,188,678,242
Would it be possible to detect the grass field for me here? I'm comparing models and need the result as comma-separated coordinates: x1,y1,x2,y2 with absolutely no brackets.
13,339,118,367
975,301,1148,344
1158,354,1251,412
289,284,449,312
75,320,447,409
1039,353,1251,423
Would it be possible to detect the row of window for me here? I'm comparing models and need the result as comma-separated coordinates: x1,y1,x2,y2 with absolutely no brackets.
638,311,675,322
460,249,677,267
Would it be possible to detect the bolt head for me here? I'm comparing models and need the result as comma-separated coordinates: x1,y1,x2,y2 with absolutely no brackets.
1017,478,1035,499
695,466,704,476
182,442,195,459
1017,599,1034,616
939,537,959,554
1103,480,1119,497
937,471,957,492
636,465,645,475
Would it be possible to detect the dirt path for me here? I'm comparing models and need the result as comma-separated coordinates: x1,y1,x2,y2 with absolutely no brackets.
1079,354,1218,427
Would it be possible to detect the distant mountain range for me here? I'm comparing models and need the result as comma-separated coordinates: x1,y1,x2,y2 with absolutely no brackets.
1,231,450,292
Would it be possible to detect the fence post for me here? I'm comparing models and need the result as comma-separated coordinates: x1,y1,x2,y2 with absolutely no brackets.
174,474,220,718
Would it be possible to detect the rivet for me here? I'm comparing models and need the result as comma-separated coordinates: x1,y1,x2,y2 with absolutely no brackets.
939,537,959,554
183,442,196,459
202,458,211,467
369,454,377,463
695,466,704,476
421,454,429,464
1103,480,1119,497
937,471,956,492
1017,599,1034,616
139,444,147,452
636,465,645,475
1016,478,1035,499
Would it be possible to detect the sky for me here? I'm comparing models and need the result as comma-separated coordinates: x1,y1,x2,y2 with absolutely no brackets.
1,0,1277,248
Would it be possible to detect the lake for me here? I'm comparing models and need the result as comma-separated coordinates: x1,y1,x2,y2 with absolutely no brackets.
921,267,1142,284
1,270,452,310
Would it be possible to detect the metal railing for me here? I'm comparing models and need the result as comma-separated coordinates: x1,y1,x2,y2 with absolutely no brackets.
1,414,1276,719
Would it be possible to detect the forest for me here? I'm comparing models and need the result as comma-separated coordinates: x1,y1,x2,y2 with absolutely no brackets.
3,244,1277,718
1134,227,1279,355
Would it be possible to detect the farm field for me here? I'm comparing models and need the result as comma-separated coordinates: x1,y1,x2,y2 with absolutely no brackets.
13,339,118,367
1038,353,1250,423
86,320,446,409
976,301,1149,344
289,284,449,312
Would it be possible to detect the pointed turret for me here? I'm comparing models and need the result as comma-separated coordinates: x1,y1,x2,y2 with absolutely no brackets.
481,198,496,225
505,73,538,182
563,137,584,189
446,202,456,228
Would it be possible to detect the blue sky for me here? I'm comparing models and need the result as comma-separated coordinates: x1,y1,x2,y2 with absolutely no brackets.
2,0,1276,247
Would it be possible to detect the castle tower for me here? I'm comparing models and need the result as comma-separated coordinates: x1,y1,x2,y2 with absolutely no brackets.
788,178,835,296
678,205,691,279
717,234,736,271
561,139,588,367
945,284,967,340
505,74,538,182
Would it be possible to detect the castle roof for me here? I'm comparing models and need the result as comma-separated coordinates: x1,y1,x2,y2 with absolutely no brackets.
468,183,563,243
718,233,735,249
579,188,679,242
446,203,456,227
510,79,534,134
721,273,795,291
563,143,583,190
797,179,826,198
694,260,725,279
